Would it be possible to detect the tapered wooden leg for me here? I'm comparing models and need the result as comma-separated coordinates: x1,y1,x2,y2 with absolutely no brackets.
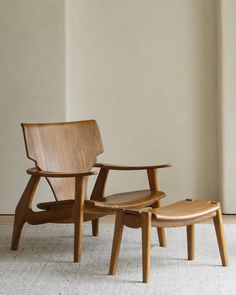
92,219,99,237
74,176,86,263
187,224,194,260
11,175,40,250
154,200,166,247
141,212,151,283
157,227,166,247
74,218,83,262
11,216,25,250
109,210,124,275
147,168,166,248
213,209,228,266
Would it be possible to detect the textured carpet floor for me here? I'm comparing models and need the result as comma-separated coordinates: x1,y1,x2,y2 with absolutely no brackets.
0,223,236,295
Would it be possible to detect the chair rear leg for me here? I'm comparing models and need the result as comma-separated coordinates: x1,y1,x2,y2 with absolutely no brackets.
213,209,228,266
187,224,194,260
11,215,25,250
92,219,99,237
109,210,124,275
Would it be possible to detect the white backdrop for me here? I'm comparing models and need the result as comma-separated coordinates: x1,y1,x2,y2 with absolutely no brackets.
1,0,236,213
67,0,218,205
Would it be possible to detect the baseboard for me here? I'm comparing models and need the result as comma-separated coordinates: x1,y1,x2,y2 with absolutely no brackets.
0,214,235,225
0,215,115,225
0,215,14,225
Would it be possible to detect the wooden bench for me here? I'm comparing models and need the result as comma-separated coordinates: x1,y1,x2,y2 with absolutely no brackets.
109,199,228,283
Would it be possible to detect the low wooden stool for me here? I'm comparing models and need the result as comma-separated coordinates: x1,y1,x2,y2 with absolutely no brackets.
109,199,228,283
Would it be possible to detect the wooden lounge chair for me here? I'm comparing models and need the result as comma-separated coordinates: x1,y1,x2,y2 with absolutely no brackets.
11,120,170,262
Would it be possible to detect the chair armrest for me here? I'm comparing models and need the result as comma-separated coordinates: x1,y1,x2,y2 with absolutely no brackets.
94,163,171,170
27,167,96,178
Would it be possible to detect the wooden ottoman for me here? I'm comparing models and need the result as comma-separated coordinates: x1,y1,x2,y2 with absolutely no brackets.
109,198,228,283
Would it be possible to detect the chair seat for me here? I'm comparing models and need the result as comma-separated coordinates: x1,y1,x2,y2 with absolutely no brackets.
37,190,165,213
150,199,220,221
104,190,164,208
37,199,74,210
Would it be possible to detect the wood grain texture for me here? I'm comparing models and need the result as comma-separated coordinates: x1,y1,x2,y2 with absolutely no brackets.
151,199,220,221
13,119,169,262
22,120,103,201
109,210,124,275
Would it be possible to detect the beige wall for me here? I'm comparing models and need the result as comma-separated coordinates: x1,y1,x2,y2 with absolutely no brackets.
0,0,66,213
2,0,235,214
67,0,219,203
218,0,236,213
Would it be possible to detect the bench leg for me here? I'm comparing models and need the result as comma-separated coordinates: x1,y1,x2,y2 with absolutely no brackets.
187,224,194,260
213,209,228,266
141,212,151,283
92,219,99,237
109,210,124,275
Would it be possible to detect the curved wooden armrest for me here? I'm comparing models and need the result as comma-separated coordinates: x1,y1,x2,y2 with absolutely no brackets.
94,163,171,170
27,167,96,178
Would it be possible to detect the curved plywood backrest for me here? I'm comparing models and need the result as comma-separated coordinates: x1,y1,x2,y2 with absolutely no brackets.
22,120,104,200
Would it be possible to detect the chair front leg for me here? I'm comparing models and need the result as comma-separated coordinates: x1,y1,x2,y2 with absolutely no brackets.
74,176,86,262
11,175,40,250
141,212,151,283
109,210,124,275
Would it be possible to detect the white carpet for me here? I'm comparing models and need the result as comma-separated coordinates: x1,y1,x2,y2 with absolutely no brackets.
0,223,236,295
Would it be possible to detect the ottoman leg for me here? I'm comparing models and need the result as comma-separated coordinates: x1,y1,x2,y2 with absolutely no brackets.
141,212,152,283
92,219,99,237
147,168,167,248
213,209,228,266
187,224,194,260
157,227,166,247
109,210,124,275
152,201,166,247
